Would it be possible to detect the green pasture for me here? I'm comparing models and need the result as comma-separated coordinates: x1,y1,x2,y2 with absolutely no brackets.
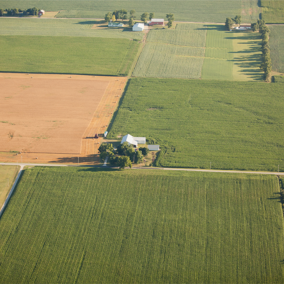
0,0,259,23
109,78,284,171
261,0,284,23
133,24,206,79
0,167,283,283
0,18,143,40
0,35,140,75
202,25,263,81
0,166,19,208
269,26,284,73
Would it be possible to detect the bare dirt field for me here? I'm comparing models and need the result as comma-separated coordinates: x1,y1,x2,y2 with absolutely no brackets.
0,73,127,164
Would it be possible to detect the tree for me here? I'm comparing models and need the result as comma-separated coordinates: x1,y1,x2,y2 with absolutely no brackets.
141,12,149,24
105,12,112,22
117,156,132,169
225,17,234,31
130,9,136,18
149,12,154,20
166,13,175,21
111,14,116,22
0,9,4,16
251,22,259,32
129,17,135,28
139,147,149,156
167,19,173,28
117,142,135,158
134,150,143,164
98,142,113,154
233,15,241,26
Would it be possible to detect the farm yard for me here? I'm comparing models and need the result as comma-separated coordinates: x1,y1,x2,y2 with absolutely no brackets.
133,24,263,81
0,35,139,76
0,73,127,163
0,166,19,208
108,78,284,171
0,167,283,283
269,26,284,73
0,0,259,22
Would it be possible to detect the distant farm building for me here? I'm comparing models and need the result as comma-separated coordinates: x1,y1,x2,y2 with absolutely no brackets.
133,23,144,32
38,10,45,17
108,22,124,27
121,134,146,147
234,24,251,31
149,19,164,26
148,145,160,151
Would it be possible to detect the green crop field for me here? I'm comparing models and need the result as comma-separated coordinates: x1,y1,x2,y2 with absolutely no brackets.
0,0,259,23
133,24,206,79
0,167,283,283
0,165,19,208
0,18,143,40
108,78,284,171
202,25,263,81
0,35,140,75
261,0,284,23
269,26,284,73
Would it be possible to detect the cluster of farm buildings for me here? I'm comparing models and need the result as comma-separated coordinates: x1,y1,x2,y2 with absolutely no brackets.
108,18,165,31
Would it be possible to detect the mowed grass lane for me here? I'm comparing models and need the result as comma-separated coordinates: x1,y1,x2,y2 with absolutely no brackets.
0,0,250,22
0,167,283,283
133,24,206,79
108,78,284,171
0,165,19,208
0,18,144,40
269,26,284,73
0,36,140,75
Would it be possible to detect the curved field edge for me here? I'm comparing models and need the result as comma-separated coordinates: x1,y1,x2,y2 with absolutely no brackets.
108,78,284,171
0,166,283,283
0,36,140,76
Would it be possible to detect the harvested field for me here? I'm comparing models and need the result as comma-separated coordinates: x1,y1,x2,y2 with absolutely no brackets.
0,73,127,164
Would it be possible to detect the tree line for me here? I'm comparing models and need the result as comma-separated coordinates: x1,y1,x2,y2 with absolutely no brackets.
105,10,175,28
225,15,241,30
0,7,39,16
98,142,150,169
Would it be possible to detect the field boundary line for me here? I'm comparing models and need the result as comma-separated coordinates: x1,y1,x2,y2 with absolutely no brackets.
0,165,23,219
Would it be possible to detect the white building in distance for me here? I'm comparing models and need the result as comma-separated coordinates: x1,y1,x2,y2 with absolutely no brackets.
132,23,144,32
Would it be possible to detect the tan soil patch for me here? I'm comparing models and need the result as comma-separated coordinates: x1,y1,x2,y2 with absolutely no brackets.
91,23,109,30
0,73,128,164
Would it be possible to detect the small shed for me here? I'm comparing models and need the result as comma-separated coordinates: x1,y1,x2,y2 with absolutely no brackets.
149,19,164,26
133,23,144,32
108,22,124,27
148,145,160,151
38,10,45,17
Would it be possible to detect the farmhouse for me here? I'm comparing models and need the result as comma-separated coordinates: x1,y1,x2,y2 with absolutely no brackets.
121,134,146,147
149,19,164,26
133,23,144,32
108,22,124,27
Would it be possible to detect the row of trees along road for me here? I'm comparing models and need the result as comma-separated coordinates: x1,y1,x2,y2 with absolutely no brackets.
0,7,39,16
98,142,150,169
225,15,241,30
104,10,175,28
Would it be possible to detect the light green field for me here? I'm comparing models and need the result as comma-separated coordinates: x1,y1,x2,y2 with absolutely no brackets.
108,78,284,171
269,26,284,73
202,26,262,81
0,166,19,208
133,24,206,79
0,0,259,23
261,0,284,23
0,35,140,75
0,167,283,283
0,18,143,40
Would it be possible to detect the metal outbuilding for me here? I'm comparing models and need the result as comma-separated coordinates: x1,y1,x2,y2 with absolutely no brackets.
148,145,160,151
149,19,164,26
132,23,144,32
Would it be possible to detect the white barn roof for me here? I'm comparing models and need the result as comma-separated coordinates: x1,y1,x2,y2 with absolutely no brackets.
151,18,164,22
133,23,144,31
133,137,146,144
121,134,138,147
148,145,160,151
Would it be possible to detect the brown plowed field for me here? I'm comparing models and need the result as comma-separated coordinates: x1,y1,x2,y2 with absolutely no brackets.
0,73,127,164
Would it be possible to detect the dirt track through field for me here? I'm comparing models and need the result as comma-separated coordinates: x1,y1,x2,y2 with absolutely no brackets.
0,73,127,164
